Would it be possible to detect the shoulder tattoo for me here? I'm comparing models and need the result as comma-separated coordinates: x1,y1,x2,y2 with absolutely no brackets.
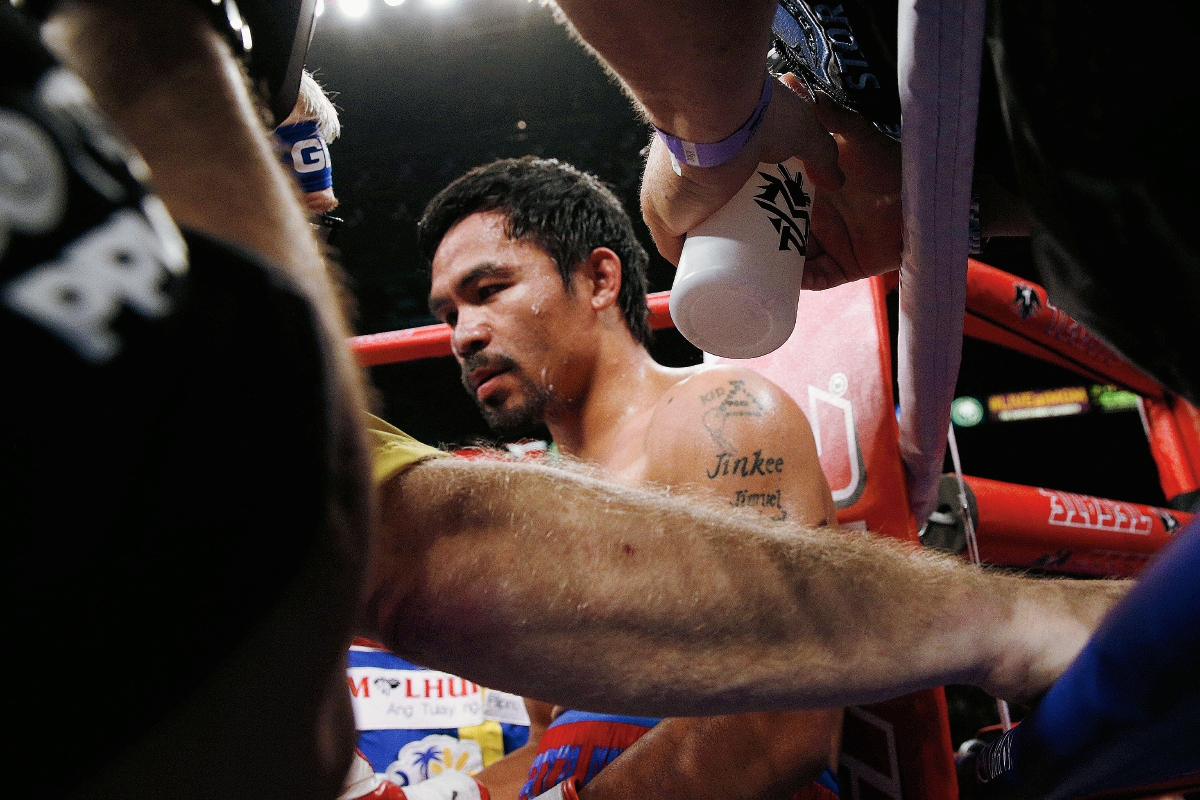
701,379,765,450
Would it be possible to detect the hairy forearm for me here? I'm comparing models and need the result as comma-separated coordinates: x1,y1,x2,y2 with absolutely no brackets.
553,0,777,141
580,711,840,800
368,457,1126,713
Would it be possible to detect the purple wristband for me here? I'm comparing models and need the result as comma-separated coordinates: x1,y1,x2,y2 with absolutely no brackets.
653,74,773,168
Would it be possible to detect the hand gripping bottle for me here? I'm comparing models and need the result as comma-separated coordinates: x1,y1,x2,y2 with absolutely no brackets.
670,157,811,359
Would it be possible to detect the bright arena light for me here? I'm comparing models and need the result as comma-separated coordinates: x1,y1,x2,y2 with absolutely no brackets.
341,0,370,18
315,0,325,16
384,0,405,6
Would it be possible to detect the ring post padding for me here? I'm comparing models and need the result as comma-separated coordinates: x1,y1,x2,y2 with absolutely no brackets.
707,276,957,800
1139,395,1200,506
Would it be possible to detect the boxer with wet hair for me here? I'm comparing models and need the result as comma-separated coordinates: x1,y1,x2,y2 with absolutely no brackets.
417,155,844,800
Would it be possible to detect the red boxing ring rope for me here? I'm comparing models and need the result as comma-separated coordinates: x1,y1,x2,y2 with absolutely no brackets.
1141,396,1200,502
963,260,1164,399
351,291,676,367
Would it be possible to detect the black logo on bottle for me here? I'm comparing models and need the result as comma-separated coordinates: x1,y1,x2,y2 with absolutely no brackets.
754,164,811,254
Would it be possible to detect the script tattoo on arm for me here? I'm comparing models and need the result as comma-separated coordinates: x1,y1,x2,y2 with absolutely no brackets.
731,488,788,521
705,450,785,479
696,379,791,521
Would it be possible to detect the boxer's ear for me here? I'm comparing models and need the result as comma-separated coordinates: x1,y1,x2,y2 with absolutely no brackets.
580,247,623,312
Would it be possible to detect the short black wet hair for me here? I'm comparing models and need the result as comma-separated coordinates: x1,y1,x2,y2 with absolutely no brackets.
418,157,652,345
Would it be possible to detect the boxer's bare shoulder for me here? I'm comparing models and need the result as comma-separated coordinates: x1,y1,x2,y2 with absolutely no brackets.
643,365,837,527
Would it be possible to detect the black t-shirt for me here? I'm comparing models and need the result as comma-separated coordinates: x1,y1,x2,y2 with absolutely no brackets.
1,7,369,797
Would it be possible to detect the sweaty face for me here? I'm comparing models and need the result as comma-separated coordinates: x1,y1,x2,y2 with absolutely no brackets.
428,211,590,437
458,349,549,436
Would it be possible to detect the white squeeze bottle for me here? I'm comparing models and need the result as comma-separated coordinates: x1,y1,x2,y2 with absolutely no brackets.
670,156,812,359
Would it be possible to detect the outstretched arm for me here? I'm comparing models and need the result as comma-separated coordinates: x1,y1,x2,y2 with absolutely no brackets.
552,1,783,148
44,1,342,315
556,0,842,258
577,367,842,800
367,453,1125,716
43,0,368,411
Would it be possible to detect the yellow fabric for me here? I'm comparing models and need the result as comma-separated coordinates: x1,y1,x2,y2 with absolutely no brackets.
366,413,447,485
457,720,507,768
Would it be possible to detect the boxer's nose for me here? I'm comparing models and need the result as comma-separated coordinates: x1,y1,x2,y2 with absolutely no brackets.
451,310,491,360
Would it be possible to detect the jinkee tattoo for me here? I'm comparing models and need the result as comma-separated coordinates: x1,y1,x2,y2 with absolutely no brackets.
706,450,785,479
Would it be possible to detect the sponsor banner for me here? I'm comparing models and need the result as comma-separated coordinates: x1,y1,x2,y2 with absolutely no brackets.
484,689,531,726
987,387,1089,422
957,385,1137,427
348,667,485,730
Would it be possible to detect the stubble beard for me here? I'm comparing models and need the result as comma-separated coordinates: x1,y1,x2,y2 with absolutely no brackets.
461,352,552,438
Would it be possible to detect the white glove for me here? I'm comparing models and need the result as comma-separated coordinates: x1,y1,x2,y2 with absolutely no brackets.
340,750,488,800
404,772,488,800
531,779,579,800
